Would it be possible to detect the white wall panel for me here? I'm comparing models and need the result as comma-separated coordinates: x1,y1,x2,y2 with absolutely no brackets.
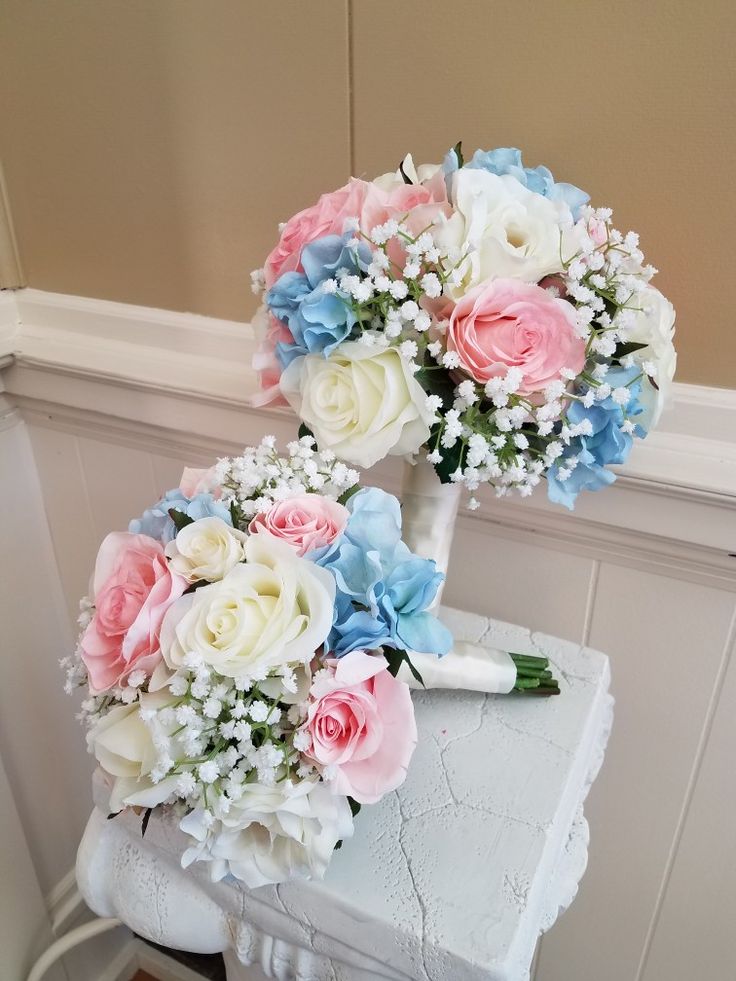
536,566,736,981
641,618,736,981
25,424,99,623
0,414,94,892
446,525,596,644
76,435,160,541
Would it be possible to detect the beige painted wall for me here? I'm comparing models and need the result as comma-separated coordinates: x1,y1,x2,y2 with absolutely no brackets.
1,0,734,388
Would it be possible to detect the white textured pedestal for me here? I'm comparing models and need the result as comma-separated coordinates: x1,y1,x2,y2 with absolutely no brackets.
76,608,613,981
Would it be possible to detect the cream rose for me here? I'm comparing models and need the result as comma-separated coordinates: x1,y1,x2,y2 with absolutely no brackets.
625,286,677,428
87,694,180,812
280,343,434,468
435,169,569,297
160,533,335,678
165,516,247,583
179,778,354,887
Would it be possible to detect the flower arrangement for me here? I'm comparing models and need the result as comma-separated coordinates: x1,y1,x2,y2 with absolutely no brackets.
63,439,559,887
252,145,676,510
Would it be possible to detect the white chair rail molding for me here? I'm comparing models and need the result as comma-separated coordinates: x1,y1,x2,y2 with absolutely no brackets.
1,287,735,981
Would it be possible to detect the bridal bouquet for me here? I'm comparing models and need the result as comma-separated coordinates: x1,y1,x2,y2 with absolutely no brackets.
63,439,556,887
252,145,676,509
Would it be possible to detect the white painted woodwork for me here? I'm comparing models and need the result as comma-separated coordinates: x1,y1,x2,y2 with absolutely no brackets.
0,288,734,980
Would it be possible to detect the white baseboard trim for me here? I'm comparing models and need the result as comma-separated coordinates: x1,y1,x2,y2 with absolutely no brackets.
46,868,84,936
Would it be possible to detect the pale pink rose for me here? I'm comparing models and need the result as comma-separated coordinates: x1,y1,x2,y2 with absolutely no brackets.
81,533,187,694
263,179,370,288
360,170,450,239
249,495,349,556
179,466,221,499
251,307,292,407
302,651,417,804
447,278,586,394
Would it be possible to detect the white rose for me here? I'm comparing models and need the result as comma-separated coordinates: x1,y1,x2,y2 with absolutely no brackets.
160,533,335,678
87,694,180,811
627,286,677,428
434,169,569,297
165,516,246,583
280,343,434,468
179,778,354,887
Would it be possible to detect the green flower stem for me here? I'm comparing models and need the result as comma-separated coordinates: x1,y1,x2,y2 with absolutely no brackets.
510,653,560,696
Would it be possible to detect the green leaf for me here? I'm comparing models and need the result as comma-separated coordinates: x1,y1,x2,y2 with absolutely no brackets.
348,797,362,818
398,159,414,185
384,648,425,687
384,647,403,678
430,429,462,485
298,423,314,442
141,807,153,838
337,484,361,506
107,811,121,821
230,499,247,531
168,508,194,532
615,341,649,358
452,140,464,168
401,650,426,688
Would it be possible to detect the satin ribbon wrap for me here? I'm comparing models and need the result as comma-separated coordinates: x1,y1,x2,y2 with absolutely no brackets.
399,459,518,694
398,641,517,695
400,457,461,609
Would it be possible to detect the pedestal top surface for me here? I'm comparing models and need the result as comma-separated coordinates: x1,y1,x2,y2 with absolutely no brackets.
79,608,613,981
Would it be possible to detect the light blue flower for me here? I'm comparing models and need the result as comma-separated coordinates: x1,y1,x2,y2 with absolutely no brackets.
459,146,589,219
266,233,372,367
129,490,232,544
547,367,646,509
315,488,453,658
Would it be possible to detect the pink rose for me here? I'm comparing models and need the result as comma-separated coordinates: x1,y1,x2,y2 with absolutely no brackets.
263,179,370,288
179,466,221,499
302,651,417,804
81,533,187,694
251,307,292,407
360,170,449,240
447,278,586,394
249,495,349,557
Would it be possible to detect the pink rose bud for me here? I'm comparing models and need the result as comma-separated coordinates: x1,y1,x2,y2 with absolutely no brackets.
249,495,349,557
179,465,221,499
301,651,417,804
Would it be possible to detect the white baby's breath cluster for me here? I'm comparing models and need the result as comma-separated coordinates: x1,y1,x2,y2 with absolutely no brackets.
327,220,460,376
214,434,359,519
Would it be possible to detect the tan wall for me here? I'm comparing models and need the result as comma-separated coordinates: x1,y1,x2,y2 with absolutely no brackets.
0,0,734,388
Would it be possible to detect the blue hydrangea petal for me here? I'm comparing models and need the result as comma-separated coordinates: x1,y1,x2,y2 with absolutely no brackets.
395,611,453,657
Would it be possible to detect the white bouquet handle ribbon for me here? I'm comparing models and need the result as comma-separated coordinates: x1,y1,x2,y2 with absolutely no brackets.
398,641,517,695
400,458,461,610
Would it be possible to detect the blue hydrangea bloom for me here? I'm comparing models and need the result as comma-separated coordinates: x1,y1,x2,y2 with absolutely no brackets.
314,487,453,658
129,490,232,544
547,368,647,510
444,145,590,219
266,233,371,367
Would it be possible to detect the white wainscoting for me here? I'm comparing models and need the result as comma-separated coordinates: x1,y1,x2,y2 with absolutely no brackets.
1,288,735,981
